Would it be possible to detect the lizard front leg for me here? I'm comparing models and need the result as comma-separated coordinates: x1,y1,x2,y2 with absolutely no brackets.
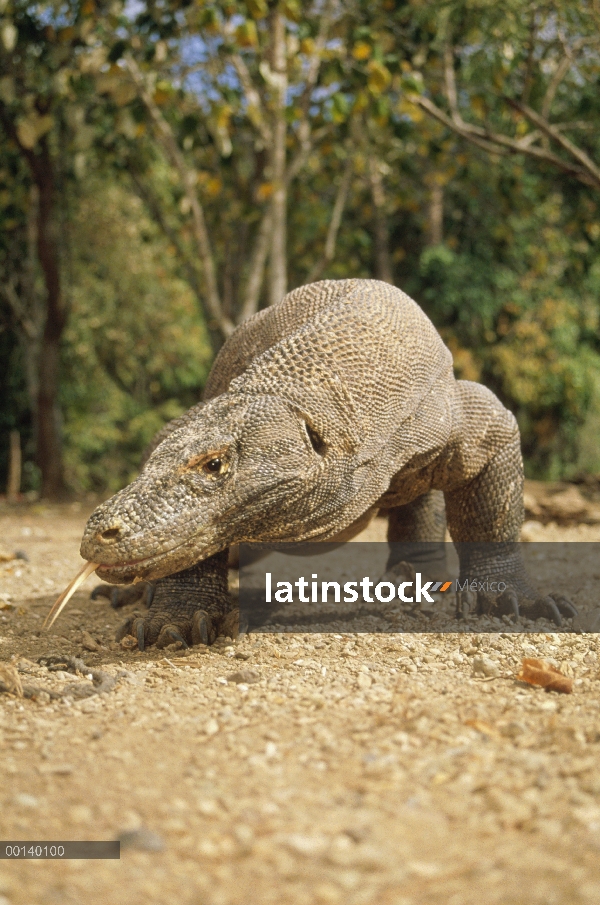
442,382,577,626
112,550,237,650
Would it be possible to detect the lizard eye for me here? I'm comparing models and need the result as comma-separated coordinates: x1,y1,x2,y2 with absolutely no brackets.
203,457,224,475
305,422,326,456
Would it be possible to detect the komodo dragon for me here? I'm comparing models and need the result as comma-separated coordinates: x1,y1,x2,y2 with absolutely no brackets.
76,279,576,649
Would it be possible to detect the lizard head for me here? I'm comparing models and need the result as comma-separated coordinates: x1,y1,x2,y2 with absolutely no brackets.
80,392,360,584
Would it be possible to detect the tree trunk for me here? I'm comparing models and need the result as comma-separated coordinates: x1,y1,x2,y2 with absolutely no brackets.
7,431,21,501
368,156,393,284
26,137,67,499
268,6,288,306
428,182,444,246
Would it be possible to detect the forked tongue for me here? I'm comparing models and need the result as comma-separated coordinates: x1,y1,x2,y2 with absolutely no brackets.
44,561,99,629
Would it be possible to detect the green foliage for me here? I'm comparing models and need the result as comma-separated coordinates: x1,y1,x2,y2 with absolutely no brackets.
60,177,211,493
1,0,600,495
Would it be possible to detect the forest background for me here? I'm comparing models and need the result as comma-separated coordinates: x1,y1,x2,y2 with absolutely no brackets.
1,0,599,500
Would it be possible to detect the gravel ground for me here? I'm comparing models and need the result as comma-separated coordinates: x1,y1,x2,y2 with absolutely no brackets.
0,503,600,905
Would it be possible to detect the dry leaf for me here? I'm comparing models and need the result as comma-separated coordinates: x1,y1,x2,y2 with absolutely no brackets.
517,658,573,694
0,663,23,697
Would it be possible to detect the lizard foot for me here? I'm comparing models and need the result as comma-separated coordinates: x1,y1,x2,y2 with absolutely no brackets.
456,588,578,627
91,582,154,610
109,552,233,651
116,605,240,651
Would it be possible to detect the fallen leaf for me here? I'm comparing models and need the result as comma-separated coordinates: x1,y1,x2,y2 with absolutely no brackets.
517,658,573,694
0,663,23,697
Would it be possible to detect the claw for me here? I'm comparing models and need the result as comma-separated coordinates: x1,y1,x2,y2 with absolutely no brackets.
498,588,520,621
538,596,562,627
136,620,146,651
156,624,189,649
144,584,155,607
91,585,109,601
166,629,188,649
192,611,210,646
552,595,578,619
111,588,122,609
220,608,240,641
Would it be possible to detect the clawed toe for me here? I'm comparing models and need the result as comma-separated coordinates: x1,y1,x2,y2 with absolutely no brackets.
135,618,146,651
552,594,578,619
537,596,562,626
157,625,189,649
498,588,520,620
456,585,577,627
115,604,238,651
192,610,213,646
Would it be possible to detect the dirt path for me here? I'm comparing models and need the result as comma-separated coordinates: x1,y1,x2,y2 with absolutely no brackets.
1,504,600,905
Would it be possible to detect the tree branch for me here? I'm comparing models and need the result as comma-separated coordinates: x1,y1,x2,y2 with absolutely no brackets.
125,56,234,338
297,0,335,121
443,43,460,122
413,94,597,186
307,154,352,283
506,98,600,189
230,53,272,146
238,204,272,323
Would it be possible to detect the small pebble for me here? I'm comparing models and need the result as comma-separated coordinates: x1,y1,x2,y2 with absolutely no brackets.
81,631,99,652
472,657,501,678
227,669,260,685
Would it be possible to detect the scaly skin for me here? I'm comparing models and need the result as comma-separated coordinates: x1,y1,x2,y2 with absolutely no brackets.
81,280,576,647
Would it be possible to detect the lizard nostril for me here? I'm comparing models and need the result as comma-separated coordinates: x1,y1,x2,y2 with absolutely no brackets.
99,527,121,542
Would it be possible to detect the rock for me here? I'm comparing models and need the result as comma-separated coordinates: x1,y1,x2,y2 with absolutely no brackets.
472,656,501,678
81,631,100,652
357,673,372,690
204,719,219,736
227,669,260,684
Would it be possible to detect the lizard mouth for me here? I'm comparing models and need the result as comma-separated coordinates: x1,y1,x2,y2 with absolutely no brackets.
94,545,187,583
91,532,215,584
